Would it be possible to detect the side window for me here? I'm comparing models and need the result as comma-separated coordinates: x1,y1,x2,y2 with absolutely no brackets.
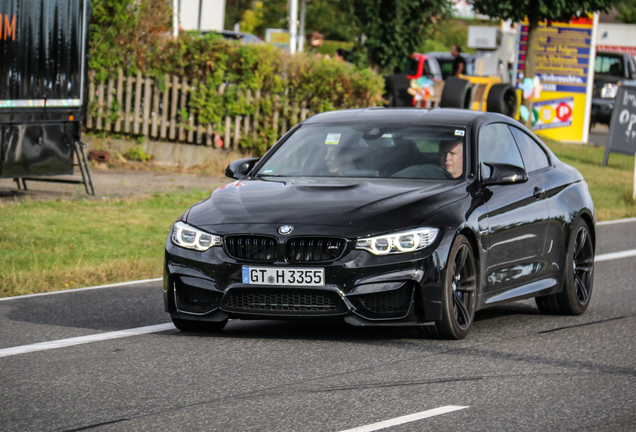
479,123,525,176
425,59,442,79
509,127,550,172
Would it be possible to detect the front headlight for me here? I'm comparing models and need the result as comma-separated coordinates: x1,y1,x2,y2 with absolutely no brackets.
601,83,618,98
171,221,221,251
355,228,440,255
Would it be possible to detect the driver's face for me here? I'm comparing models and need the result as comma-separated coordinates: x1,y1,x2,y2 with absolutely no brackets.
438,142,463,178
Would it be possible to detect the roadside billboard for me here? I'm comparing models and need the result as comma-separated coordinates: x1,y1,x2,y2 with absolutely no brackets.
515,15,598,143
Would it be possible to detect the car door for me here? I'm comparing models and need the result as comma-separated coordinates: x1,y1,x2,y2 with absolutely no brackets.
509,125,563,276
479,123,550,292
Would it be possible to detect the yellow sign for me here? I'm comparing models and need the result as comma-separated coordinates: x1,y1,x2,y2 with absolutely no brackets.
270,32,289,45
516,15,597,142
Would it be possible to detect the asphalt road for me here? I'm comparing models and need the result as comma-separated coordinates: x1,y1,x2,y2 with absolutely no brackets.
1,220,635,432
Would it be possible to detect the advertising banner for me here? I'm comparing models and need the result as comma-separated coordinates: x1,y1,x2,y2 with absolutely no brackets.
515,15,597,143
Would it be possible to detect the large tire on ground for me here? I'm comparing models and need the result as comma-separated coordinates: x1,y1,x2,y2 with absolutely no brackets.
440,77,473,109
419,235,477,340
172,317,228,333
486,83,518,117
536,218,594,315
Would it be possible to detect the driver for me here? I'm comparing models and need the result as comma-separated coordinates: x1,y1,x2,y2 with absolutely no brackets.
324,146,357,175
438,140,463,178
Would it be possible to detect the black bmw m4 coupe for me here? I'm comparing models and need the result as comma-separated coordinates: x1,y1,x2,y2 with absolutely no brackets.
164,108,595,339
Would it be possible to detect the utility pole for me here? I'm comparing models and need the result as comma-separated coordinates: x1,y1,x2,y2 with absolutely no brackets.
173,0,179,38
289,0,298,54
298,0,306,53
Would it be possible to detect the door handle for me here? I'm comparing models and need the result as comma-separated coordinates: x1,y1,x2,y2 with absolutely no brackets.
533,187,545,199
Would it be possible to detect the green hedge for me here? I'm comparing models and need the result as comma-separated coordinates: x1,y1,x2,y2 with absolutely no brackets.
89,1,384,154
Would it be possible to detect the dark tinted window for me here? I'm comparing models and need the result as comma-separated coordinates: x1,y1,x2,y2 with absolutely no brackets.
595,54,623,76
479,123,525,172
406,57,420,75
510,127,550,172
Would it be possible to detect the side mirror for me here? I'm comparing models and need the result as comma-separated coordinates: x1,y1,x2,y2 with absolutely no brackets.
481,162,528,186
225,158,260,179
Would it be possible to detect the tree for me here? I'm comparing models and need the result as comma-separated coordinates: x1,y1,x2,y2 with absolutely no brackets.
469,0,616,127
343,0,449,71
616,0,636,23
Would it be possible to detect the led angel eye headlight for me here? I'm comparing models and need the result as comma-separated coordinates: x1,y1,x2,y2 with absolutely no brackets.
171,221,221,251
356,228,439,255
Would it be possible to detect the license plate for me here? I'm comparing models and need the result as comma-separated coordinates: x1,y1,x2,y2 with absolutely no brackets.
242,266,325,287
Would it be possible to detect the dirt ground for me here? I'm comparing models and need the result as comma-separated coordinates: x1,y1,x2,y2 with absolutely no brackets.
0,165,228,203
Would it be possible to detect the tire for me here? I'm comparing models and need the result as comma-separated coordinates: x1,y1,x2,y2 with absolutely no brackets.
440,77,472,109
536,219,594,315
172,317,228,333
486,83,518,117
419,235,477,339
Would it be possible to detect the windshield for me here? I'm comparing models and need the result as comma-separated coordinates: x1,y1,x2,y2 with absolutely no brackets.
595,54,623,76
257,122,466,180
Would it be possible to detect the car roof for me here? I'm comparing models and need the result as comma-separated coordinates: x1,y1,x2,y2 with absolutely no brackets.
426,52,476,60
303,107,504,128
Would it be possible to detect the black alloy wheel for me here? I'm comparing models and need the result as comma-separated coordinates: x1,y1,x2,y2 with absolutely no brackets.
536,218,594,315
420,235,477,339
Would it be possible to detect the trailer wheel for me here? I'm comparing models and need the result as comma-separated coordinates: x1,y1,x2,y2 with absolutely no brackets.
440,77,472,109
486,84,518,117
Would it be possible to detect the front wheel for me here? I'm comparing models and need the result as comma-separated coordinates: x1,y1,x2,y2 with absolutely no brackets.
419,235,477,339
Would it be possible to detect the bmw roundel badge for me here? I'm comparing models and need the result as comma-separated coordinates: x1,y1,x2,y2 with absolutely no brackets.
278,225,294,235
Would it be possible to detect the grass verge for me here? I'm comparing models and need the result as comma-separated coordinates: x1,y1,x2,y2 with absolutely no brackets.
0,190,211,298
0,141,634,298
541,138,636,221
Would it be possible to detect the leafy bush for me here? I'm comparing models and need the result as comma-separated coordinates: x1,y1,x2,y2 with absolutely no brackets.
89,0,384,154
125,145,151,162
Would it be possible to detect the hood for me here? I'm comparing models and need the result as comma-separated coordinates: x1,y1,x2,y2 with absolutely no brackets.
185,177,467,236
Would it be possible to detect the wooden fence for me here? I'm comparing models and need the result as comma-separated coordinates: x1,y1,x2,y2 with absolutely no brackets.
85,69,315,150
85,70,442,149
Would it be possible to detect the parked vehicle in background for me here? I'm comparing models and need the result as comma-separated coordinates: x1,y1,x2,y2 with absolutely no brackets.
591,51,636,126
204,30,263,44
0,0,94,194
384,53,443,107
426,52,476,80
438,26,518,118
386,27,518,118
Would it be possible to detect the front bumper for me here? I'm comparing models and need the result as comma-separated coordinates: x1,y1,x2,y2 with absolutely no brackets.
163,231,452,327
591,97,614,125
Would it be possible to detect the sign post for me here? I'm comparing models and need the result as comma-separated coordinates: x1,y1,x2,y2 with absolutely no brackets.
603,85,636,199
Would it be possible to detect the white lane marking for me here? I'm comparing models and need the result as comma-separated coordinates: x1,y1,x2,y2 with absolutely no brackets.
0,323,174,358
597,217,636,226
0,278,163,302
338,406,469,432
595,249,636,262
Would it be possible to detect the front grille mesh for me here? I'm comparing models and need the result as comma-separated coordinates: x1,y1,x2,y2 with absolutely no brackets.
176,285,221,311
359,286,411,314
224,235,278,261
224,289,346,314
286,237,346,262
